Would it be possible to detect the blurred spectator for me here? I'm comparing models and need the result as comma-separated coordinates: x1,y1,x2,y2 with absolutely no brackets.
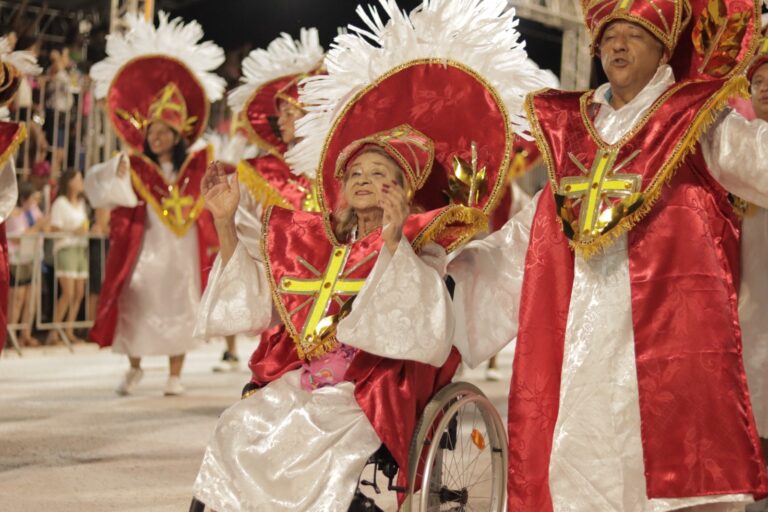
45,48,74,176
48,169,88,345
6,181,48,347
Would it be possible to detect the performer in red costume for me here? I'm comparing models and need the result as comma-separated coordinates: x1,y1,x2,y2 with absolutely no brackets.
0,35,40,353
211,27,324,372
84,12,225,396
449,0,768,510
191,1,552,510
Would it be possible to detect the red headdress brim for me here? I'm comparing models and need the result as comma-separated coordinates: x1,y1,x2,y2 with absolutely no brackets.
107,56,209,150
318,61,511,215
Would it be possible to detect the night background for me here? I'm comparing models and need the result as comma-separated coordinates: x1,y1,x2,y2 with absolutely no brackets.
2,0,563,79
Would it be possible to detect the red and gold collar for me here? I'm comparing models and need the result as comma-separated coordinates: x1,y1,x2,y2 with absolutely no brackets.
128,146,211,237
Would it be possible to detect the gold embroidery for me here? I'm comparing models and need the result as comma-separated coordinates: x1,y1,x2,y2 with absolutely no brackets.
526,75,750,258
556,149,642,242
161,185,195,226
237,160,292,210
129,145,210,237
0,122,26,172
277,245,366,359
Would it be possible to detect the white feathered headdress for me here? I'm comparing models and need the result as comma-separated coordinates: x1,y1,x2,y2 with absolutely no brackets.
287,0,557,182
89,12,225,149
228,27,324,114
227,28,324,157
285,0,557,218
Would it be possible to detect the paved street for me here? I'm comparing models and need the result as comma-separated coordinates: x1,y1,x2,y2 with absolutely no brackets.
0,339,513,512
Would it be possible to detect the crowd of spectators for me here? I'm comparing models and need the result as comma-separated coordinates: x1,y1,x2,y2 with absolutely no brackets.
4,29,113,349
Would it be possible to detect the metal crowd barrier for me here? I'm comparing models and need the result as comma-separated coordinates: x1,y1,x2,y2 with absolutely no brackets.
10,74,232,178
5,231,108,356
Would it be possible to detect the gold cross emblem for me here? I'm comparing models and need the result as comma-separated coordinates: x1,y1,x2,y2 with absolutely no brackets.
558,149,642,241
161,186,195,226
279,246,368,352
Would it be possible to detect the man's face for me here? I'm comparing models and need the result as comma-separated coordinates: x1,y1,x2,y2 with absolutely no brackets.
751,63,768,121
599,21,666,94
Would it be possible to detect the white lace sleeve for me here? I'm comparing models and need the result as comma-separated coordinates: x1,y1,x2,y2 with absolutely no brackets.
0,159,17,222
84,152,138,209
702,111,768,208
233,181,264,260
337,239,454,367
447,192,537,368
194,242,275,339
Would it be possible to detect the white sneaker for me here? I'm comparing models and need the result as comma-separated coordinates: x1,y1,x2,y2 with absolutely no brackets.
485,368,502,382
212,351,240,373
116,368,144,396
164,376,185,396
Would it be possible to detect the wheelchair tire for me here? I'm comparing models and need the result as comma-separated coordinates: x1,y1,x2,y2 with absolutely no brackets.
403,381,507,511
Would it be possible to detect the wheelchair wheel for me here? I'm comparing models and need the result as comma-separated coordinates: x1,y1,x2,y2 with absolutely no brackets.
403,382,507,511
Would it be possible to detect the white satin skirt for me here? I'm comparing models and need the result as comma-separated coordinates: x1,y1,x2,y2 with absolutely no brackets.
193,370,381,512
112,207,203,357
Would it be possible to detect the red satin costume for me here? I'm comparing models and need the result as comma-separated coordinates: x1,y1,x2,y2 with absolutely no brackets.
504,81,768,511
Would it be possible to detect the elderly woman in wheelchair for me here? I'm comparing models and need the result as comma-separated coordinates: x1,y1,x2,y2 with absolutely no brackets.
189,125,507,512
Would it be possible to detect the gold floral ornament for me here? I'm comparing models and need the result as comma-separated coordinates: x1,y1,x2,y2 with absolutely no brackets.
446,142,488,208
693,0,752,77
555,149,644,242
116,83,198,138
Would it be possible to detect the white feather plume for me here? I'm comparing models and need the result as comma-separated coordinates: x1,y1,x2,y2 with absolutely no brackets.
90,11,225,101
286,0,558,179
0,37,42,76
227,27,324,114
194,130,259,164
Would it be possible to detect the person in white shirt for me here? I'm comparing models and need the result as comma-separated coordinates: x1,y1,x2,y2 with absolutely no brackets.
48,169,88,344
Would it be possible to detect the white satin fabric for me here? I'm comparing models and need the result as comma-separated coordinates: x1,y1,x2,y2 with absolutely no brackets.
193,236,454,511
739,207,768,437
449,64,765,511
0,160,18,223
84,154,203,357
193,370,381,512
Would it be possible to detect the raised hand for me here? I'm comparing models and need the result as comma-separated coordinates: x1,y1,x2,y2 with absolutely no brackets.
202,160,240,222
378,179,410,254
116,153,130,178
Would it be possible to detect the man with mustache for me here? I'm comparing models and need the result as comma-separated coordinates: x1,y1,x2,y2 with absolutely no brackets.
449,0,768,510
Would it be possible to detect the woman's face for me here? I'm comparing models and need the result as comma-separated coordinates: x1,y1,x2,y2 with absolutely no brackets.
146,122,179,157
69,172,84,195
276,101,303,145
23,191,41,209
342,150,403,212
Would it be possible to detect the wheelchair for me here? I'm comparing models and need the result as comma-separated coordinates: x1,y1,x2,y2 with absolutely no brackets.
191,380,507,512
352,381,507,511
